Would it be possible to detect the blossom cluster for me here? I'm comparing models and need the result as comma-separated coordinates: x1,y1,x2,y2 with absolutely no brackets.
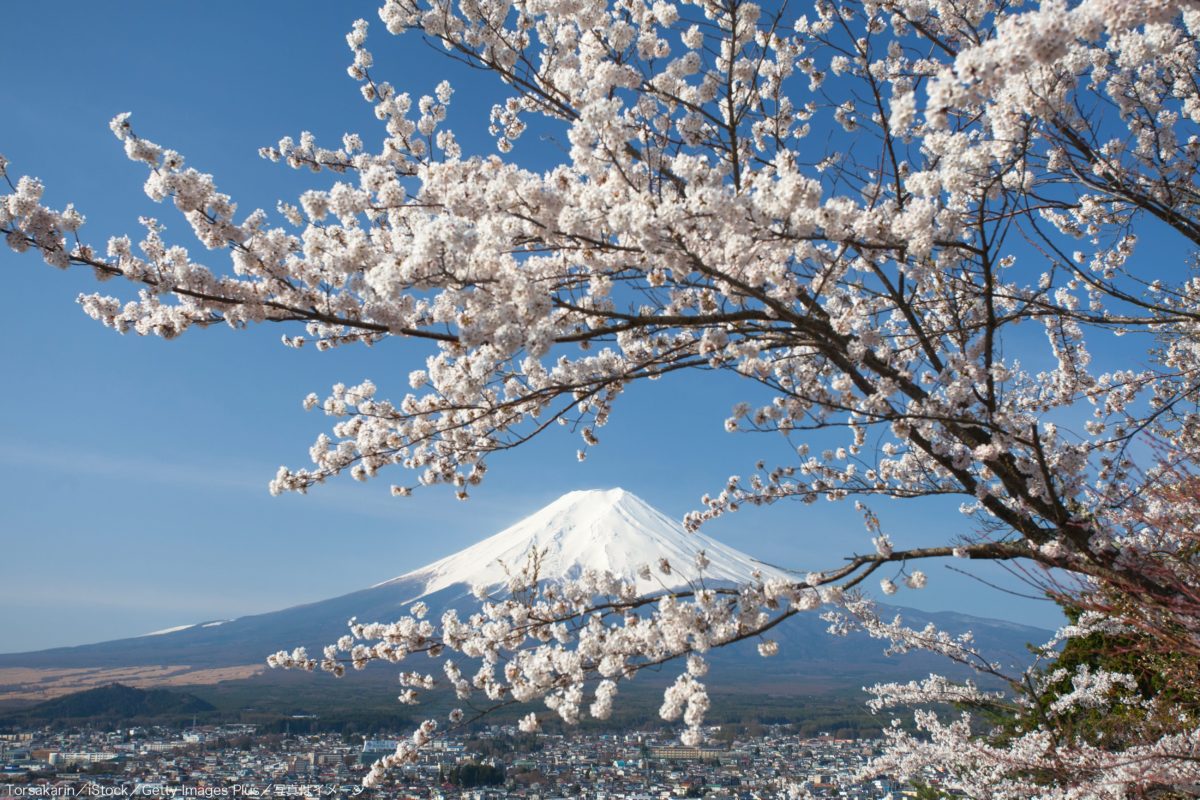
267,556,851,783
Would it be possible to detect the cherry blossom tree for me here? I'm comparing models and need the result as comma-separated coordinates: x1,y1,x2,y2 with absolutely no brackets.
4,0,1200,795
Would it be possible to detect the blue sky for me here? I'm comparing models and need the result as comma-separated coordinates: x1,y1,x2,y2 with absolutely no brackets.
0,2,1071,653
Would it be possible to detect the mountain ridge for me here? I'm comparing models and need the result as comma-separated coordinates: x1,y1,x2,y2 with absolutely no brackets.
0,489,1052,698
1,683,215,723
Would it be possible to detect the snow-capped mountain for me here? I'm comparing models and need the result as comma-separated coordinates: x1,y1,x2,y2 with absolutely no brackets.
0,488,1051,698
1,488,783,670
377,488,789,597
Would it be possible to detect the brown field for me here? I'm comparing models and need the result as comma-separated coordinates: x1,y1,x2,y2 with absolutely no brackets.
0,665,264,702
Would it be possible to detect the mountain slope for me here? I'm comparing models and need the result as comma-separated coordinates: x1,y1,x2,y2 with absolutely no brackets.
0,489,1052,693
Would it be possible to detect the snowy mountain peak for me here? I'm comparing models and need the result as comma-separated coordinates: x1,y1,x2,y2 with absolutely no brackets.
379,488,790,597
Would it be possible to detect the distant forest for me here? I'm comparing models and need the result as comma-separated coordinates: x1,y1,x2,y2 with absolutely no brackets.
1,681,883,740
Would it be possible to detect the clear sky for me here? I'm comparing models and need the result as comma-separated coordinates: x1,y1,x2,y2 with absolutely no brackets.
0,2,1070,653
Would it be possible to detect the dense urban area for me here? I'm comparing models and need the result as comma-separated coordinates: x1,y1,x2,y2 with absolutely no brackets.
0,723,933,799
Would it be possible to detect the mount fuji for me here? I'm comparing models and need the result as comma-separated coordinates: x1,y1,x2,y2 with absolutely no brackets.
0,489,1051,699
375,487,790,597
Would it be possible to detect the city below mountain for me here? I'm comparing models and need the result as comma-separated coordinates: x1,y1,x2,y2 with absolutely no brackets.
0,489,1050,704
